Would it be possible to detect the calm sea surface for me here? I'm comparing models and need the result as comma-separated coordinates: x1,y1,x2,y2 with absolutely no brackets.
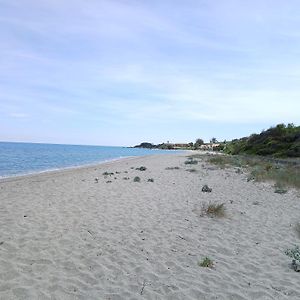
0,142,180,178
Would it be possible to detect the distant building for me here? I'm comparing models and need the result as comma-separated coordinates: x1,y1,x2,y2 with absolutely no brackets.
173,143,190,149
199,143,220,151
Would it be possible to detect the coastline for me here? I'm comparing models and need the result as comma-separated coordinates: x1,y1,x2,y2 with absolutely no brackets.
0,151,188,183
0,156,137,183
1,152,299,299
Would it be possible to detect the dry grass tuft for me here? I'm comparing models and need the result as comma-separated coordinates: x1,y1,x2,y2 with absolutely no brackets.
205,154,300,190
201,202,226,218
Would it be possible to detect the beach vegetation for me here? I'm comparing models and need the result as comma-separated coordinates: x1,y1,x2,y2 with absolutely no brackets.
285,246,300,271
201,185,212,193
103,171,114,176
186,168,197,173
185,157,198,165
206,154,300,190
224,123,300,158
201,202,225,218
136,166,147,171
198,257,214,268
194,138,204,149
274,183,288,194
133,176,141,182
147,178,154,182
165,166,180,170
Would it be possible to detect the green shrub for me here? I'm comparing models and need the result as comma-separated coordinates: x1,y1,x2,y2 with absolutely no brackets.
136,166,147,171
274,185,288,194
224,123,300,158
285,246,300,263
198,257,214,268
184,159,198,165
103,171,114,176
133,176,141,182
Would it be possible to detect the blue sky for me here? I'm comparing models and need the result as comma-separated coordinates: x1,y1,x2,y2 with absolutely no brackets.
1,0,300,146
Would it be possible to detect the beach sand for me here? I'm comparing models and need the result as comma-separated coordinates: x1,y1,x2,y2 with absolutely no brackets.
0,152,299,299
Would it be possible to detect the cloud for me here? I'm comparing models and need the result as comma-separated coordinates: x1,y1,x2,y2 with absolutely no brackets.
0,0,299,144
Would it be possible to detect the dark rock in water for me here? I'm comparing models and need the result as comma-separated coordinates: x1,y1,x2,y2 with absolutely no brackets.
202,185,212,193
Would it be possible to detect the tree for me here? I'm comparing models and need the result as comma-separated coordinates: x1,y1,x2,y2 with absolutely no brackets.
210,137,217,143
194,138,204,149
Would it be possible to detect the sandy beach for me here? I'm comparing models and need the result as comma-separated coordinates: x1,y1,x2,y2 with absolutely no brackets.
0,152,299,300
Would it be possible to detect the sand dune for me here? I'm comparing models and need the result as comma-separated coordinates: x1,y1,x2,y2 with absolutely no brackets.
0,153,299,299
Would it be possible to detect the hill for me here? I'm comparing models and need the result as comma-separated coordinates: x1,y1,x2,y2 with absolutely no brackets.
225,123,300,157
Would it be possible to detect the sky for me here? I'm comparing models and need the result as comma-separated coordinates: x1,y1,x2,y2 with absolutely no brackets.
0,0,300,146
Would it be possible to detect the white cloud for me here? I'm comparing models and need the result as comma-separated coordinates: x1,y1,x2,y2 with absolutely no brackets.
0,0,299,144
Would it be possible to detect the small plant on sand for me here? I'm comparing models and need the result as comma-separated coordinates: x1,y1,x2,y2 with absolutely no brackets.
208,156,227,168
123,177,130,180
147,178,154,182
201,185,212,192
198,257,214,268
165,166,180,170
186,168,197,173
136,166,147,171
201,202,226,218
184,158,198,165
274,183,288,194
285,246,300,272
103,171,114,176
134,176,141,182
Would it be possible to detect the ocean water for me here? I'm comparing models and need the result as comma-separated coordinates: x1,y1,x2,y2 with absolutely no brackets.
0,142,179,178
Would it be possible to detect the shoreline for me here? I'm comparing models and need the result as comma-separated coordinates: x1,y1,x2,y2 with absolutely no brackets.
0,156,135,183
0,151,189,183
1,152,299,299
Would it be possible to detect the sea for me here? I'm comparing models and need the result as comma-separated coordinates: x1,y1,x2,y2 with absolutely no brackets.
0,141,180,179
